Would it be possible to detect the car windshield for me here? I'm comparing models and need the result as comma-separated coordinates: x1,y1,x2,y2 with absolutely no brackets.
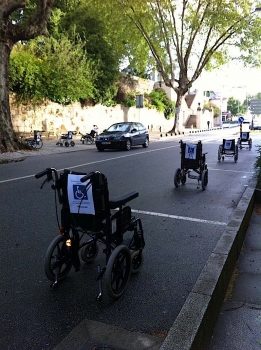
106,123,131,132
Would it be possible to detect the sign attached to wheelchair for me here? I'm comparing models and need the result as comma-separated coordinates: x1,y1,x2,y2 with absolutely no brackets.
67,174,95,214
238,116,244,123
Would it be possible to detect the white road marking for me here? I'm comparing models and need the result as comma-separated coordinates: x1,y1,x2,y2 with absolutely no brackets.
131,209,227,225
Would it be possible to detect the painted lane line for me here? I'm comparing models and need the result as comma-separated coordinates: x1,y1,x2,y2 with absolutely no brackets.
131,209,227,226
0,145,180,184
208,168,254,174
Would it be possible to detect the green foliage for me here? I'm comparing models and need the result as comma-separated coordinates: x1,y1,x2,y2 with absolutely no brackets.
148,89,175,119
254,144,261,182
122,92,137,107
203,102,220,118
227,97,246,116
9,36,95,105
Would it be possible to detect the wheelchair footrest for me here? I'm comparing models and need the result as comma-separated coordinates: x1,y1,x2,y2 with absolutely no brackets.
188,174,199,180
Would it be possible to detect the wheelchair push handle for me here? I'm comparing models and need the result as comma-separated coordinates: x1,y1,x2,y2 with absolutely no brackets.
35,168,51,179
80,171,96,183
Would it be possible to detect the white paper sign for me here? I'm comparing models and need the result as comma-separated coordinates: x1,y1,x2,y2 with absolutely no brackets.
224,140,232,150
185,143,197,159
67,174,95,214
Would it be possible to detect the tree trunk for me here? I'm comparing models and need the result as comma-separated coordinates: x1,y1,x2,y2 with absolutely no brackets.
0,41,22,152
170,91,184,135
0,0,55,153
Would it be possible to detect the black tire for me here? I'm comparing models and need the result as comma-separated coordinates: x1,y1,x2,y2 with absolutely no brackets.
86,136,93,145
142,137,149,148
125,139,131,151
249,139,252,150
105,245,131,300
201,169,208,190
131,250,144,274
97,146,104,152
234,145,238,162
174,168,181,187
35,140,43,149
218,146,222,161
70,141,75,147
80,242,98,263
65,141,69,147
44,235,73,282
181,170,186,185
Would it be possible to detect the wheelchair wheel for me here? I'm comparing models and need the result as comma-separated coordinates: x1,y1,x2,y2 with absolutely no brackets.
80,242,98,263
131,250,144,274
174,168,181,187
35,140,43,149
201,169,208,190
85,136,93,145
44,235,73,282
65,141,69,147
249,139,252,150
181,172,186,184
105,245,131,300
218,146,221,162
234,145,238,162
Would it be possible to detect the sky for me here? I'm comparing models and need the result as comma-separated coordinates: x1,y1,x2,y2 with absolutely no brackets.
194,62,261,101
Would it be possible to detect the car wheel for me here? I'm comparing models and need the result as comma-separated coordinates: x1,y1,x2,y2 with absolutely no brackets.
97,146,104,152
142,137,149,148
125,139,131,151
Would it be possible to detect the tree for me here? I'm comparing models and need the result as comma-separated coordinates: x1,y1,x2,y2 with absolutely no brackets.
227,97,246,116
108,0,261,134
0,0,55,152
9,36,95,105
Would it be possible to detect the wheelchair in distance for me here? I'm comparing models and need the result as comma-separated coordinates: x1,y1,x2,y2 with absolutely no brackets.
56,131,76,147
174,140,208,190
218,139,238,162
237,131,252,151
35,168,145,301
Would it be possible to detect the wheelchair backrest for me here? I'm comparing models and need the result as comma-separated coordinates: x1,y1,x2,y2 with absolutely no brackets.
58,170,109,231
181,141,202,169
240,132,249,140
222,139,235,150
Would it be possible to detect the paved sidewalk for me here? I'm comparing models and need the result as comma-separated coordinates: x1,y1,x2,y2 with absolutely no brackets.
208,202,261,350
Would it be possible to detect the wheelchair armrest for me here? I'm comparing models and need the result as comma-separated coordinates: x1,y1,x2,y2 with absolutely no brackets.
109,191,139,209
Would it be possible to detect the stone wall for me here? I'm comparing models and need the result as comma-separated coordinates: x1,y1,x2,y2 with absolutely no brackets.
10,98,175,137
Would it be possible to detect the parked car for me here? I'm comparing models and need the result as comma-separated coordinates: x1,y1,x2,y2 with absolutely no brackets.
250,120,261,130
95,122,149,151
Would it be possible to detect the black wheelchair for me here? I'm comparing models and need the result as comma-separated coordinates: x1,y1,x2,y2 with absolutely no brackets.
35,168,145,301
237,131,252,151
56,131,76,147
218,139,238,162
174,140,208,190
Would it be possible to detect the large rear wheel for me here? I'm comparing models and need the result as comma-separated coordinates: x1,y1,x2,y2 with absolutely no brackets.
105,245,131,300
174,168,181,187
201,169,208,191
44,235,73,282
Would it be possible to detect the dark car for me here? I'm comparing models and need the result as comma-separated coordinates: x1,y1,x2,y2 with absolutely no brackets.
95,122,149,151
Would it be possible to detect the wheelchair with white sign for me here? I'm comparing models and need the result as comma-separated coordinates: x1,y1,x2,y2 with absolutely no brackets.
218,139,238,162
237,131,252,150
56,131,76,147
174,140,208,190
35,168,145,300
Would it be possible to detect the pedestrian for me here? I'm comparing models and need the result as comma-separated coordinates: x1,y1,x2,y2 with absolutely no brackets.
207,121,210,130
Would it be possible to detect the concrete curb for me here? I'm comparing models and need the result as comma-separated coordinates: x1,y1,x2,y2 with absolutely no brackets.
159,177,257,350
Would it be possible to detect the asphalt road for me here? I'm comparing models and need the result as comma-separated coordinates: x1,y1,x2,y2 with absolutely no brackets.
0,128,258,349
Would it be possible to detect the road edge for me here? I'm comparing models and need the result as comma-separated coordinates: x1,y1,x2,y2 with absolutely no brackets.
159,176,257,350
